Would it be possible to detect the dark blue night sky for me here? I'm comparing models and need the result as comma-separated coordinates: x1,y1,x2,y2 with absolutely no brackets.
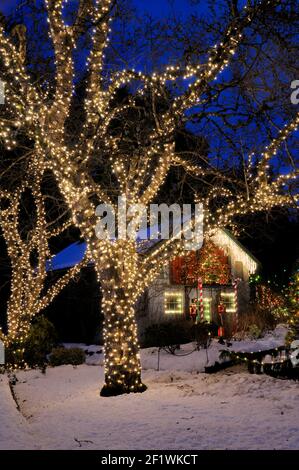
133,0,208,17
2,0,177,14
1,0,18,14
1,0,198,15
0,0,213,19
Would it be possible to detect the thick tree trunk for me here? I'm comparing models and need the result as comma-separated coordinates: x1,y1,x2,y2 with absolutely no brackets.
100,288,147,397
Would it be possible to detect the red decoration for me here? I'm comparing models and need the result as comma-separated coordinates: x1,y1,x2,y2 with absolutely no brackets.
256,284,284,309
232,278,240,333
197,277,204,321
217,301,226,337
218,326,225,337
189,300,197,322
171,240,231,286
218,303,226,316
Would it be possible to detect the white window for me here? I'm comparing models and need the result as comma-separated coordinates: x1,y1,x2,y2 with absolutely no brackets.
220,292,236,313
164,291,184,315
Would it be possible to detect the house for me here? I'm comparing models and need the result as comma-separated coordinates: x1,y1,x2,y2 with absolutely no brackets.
48,228,259,338
136,228,260,335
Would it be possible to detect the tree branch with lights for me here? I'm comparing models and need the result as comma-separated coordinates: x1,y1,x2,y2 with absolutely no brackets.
0,0,298,394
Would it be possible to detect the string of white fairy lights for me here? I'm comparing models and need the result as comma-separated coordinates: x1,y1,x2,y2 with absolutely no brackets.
0,0,297,388
0,177,88,367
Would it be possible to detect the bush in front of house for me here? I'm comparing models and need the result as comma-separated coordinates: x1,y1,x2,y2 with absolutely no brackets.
257,307,277,331
49,347,86,366
142,320,193,349
191,321,213,348
4,344,25,368
23,316,58,368
285,329,297,347
247,324,262,340
235,304,277,339
4,316,57,368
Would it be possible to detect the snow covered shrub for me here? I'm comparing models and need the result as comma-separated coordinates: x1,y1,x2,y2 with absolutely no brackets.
49,347,86,366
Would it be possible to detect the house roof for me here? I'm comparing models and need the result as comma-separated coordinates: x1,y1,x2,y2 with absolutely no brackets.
47,229,260,272
46,242,87,271
220,228,261,267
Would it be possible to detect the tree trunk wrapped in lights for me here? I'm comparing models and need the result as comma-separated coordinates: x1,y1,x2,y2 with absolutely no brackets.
0,0,298,392
94,241,147,395
100,287,146,396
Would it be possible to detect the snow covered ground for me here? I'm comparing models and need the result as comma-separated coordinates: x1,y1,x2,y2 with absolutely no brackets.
0,325,298,450
66,324,290,370
0,375,36,449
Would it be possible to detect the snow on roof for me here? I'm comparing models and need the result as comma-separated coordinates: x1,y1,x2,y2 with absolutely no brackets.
47,228,260,272
46,242,87,271
212,228,260,275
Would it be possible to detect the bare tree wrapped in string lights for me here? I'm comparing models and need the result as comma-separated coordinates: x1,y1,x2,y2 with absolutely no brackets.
0,172,88,367
0,0,298,395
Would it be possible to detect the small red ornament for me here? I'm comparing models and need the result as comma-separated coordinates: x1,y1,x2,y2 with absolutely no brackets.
218,302,226,337
218,302,226,316
189,300,197,322
218,326,225,337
